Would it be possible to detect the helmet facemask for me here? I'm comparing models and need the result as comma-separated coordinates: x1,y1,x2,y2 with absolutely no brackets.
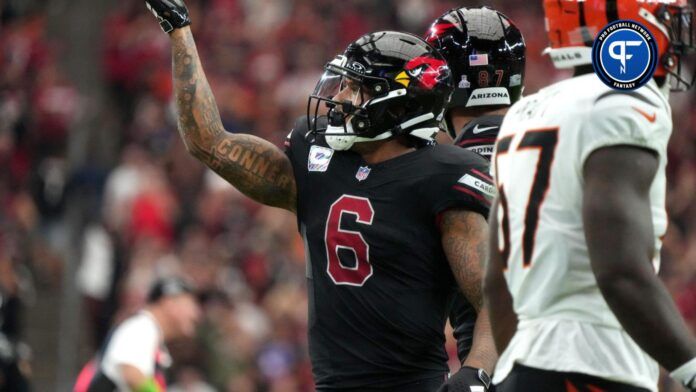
307,55,395,151
658,3,696,91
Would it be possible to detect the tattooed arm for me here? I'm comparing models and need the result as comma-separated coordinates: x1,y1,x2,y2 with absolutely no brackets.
440,209,497,374
169,27,297,212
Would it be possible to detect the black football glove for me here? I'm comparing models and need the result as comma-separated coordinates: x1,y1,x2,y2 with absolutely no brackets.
144,0,191,33
437,367,492,392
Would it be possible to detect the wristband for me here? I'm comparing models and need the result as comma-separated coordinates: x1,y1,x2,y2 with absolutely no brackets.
135,378,161,392
670,357,696,389
458,366,492,389
476,368,492,389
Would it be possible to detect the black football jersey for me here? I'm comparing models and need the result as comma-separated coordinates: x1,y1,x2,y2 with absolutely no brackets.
449,114,503,363
285,117,493,389
452,114,504,160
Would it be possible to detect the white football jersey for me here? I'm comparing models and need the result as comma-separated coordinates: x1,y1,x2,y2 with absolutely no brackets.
491,73,671,391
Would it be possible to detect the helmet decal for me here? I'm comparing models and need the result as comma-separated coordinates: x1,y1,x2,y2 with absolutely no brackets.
400,56,450,90
395,71,411,88
425,22,458,44
346,61,367,75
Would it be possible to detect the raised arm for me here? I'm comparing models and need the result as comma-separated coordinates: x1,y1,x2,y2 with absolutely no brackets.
583,146,696,387
145,1,296,212
439,209,497,391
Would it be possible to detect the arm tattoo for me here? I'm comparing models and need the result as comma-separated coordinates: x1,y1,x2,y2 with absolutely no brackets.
172,29,224,151
440,209,489,311
442,209,498,372
207,135,296,210
170,28,297,211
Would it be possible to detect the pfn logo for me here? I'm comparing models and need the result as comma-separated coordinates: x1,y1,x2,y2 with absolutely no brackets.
592,21,657,91
608,40,643,74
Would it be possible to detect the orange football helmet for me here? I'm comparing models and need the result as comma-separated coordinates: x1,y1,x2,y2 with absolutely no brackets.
543,0,695,90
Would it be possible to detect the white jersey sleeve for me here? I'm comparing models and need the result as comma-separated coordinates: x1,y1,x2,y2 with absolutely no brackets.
576,87,671,274
101,312,160,389
577,90,671,169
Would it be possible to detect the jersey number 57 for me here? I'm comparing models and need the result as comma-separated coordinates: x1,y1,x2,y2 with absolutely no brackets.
495,128,559,269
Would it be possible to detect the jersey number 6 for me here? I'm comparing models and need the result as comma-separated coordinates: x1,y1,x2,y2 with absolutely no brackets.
325,195,374,286
496,128,559,268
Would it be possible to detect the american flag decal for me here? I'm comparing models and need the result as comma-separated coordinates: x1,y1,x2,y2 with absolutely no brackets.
469,53,489,66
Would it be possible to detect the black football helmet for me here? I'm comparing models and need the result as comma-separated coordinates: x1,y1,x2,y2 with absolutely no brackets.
307,31,454,150
425,7,526,111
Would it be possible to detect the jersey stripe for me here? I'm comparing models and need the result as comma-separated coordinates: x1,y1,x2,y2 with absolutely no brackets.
594,90,660,108
453,185,492,206
471,168,494,183
577,2,595,46
643,82,671,111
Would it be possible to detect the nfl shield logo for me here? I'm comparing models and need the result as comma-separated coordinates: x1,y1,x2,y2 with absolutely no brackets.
355,166,371,181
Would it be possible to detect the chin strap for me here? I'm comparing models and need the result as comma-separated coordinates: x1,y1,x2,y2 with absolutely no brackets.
410,127,441,141
353,130,393,143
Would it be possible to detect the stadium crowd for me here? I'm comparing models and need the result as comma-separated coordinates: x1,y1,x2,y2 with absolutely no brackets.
0,0,694,390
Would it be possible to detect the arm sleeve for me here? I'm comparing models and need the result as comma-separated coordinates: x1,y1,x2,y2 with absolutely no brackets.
429,156,494,219
449,295,477,363
577,92,671,170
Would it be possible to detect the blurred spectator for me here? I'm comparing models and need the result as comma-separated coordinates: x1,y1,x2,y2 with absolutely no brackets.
0,246,33,392
169,366,216,392
74,278,202,391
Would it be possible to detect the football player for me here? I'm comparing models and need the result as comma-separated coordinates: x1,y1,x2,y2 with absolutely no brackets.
485,0,696,391
424,6,526,392
143,0,497,390
74,278,201,392
426,7,525,160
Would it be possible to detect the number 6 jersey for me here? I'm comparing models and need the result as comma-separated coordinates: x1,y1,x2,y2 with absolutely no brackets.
491,73,672,391
285,116,493,390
